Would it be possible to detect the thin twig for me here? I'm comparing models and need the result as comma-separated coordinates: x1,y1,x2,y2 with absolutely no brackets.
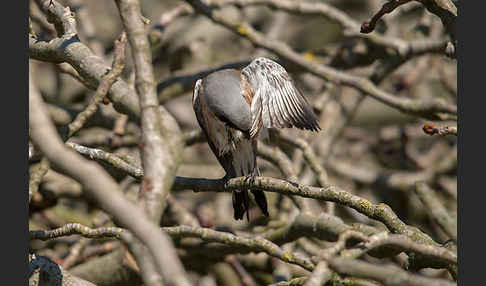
361,0,413,33
29,157,50,203
67,32,127,138
423,122,457,136
415,182,457,241
30,224,315,272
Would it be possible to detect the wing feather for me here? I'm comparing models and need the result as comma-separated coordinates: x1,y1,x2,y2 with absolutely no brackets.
270,84,287,128
242,58,320,137
279,83,301,126
275,84,293,127
282,81,304,127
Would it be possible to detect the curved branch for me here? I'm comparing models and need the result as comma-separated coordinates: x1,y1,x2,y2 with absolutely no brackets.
66,32,127,138
206,0,444,56
30,224,315,272
340,232,457,265
172,176,443,248
361,0,412,33
30,0,141,120
328,257,455,286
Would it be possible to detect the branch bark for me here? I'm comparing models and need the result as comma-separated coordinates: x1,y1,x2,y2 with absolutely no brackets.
114,0,189,285
29,63,189,286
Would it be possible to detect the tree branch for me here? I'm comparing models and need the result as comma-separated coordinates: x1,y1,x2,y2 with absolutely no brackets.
361,0,413,33
29,62,189,286
66,32,127,138
415,182,457,241
423,122,457,136
31,224,315,272
30,0,140,120
328,257,455,286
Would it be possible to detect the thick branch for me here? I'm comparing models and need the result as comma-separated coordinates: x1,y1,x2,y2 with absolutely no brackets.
114,0,188,285
30,0,140,119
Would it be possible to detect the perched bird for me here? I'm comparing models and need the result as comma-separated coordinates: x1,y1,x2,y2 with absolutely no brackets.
192,57,320,220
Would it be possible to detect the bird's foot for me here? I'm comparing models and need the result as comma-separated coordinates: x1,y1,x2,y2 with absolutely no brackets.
244,174,256,186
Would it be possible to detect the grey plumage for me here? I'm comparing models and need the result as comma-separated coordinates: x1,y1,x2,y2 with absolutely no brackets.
192,57,320,220
202,70,252,132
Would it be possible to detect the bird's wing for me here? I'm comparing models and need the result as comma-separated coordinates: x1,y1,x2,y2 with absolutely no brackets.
242,58,321,138
201,69,253,132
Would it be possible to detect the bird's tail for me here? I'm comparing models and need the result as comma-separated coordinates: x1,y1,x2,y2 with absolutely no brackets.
232,167,269,221
251,189,269,217
251,166,269,217
232,190,250,220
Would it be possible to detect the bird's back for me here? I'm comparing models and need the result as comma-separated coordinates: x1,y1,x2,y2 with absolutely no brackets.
200,69,252,132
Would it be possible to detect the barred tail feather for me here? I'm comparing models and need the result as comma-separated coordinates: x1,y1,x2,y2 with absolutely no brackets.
251,189,269,217
232,190,250,221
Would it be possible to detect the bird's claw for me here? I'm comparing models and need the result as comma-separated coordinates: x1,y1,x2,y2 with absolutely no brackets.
244,174,256,186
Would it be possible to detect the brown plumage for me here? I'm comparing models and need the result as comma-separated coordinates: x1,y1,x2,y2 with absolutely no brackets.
192,57,320,220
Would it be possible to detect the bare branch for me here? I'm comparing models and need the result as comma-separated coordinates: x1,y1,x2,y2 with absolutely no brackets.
415,182,457,241
328,257,455,286
205,0,444,56
31,224,315,272
423,122,457,136
67,32,127,138
114,0,189,285
29,157,50,203
66,142,143,179
340,232,457,265
361,0,413,33
30,0,141,119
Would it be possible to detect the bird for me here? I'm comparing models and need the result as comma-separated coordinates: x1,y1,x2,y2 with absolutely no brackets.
192,57,320,220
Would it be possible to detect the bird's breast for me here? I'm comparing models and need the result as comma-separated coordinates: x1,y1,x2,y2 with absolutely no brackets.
240,76,254,106
200,100,245,156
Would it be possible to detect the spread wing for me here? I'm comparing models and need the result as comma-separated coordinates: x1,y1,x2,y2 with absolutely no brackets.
241,58,321,138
